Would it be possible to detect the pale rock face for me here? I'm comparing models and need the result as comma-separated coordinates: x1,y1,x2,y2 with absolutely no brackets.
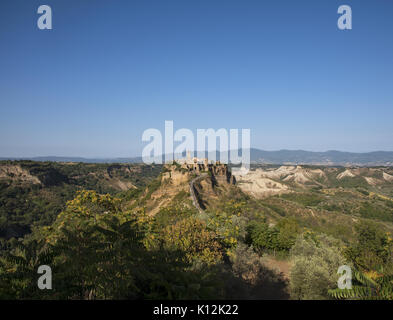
383,172,393,182
162,170,190,186
308,169,327,179
283,171,311,184
337,169,355,180
258,166,297,180
364,177,379,186
0,165,41,184
235,166,327,188
235,169,290,198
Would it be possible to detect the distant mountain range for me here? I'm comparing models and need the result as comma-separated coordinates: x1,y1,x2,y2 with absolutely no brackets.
2,149,393,166
249,149,393,166
0,156,142,164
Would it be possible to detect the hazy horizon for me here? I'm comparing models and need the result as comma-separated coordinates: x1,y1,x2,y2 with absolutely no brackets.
2,148,393,160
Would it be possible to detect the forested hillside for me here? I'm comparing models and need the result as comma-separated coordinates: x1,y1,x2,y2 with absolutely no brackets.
0,161,162,239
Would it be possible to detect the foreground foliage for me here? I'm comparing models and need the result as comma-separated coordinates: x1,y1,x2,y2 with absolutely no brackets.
329,269,393,300
0,191,224,299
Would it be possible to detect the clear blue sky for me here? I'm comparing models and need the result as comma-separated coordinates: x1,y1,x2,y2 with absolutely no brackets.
0,0,392,157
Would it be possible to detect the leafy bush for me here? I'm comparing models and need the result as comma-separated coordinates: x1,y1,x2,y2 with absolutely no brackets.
206,210,248,249
343,221,393,272
246,218,300,254
289,234,347,300
157,217,223,266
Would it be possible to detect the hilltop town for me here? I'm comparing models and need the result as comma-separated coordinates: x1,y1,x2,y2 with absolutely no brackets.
162,151,236,185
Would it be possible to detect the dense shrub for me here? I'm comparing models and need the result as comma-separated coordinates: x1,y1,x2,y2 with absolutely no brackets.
344,221,393,272
289,234,347,300
230,243,267,285
246,218,300,254
158,217,223,265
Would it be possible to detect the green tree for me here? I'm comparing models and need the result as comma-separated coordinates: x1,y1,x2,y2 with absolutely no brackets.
246,218,300,254
158,217,223,266
344,221,393,272
289,234,347,300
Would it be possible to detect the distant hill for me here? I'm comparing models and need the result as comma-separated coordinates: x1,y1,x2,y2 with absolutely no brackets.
0,156,143,163
1,149,393,166
249,149,393,166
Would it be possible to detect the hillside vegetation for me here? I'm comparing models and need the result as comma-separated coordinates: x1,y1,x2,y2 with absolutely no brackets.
1,161,393,300
0,161,162,239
